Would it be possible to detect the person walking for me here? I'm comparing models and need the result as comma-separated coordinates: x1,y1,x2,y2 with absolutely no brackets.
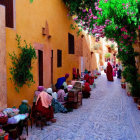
106,62,114,81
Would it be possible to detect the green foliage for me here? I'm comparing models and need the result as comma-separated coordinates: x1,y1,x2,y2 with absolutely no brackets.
63,0,140,97
9,34,37,92
110,44,115,50
30,0,34,3
105,53,111,58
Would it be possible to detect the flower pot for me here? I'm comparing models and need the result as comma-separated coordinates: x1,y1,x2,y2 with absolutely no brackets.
123,84,126,89
137,105,140,110
138,99,140,105
133,97,139,103
127,92,131,96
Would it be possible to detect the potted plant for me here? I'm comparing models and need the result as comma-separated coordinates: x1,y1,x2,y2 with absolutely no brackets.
105,53,111,60
137,99,140,110
121,82,125,89
110,44,115,51
127,92,131,96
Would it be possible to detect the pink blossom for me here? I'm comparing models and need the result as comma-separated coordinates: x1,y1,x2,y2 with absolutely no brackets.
89,9,92,14
95,6,98,10
83,9,87,12
98,8,102,11
93,16,98,19
94,2,98,6
122,3,125,6
73,17,78,21
139,25,140,30
121,27,127,32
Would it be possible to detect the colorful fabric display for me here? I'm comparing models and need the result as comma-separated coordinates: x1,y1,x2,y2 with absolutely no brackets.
7,114,28,124
51,99,67,113
67,85,73,91
3,108,19,117
0,112,8,124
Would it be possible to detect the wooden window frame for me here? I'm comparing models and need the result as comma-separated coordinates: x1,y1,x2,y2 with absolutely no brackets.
57,49,62,67
68,33,75,54
0,0,14,28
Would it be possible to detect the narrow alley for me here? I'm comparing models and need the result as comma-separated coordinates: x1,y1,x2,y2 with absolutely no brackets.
25,73,140,140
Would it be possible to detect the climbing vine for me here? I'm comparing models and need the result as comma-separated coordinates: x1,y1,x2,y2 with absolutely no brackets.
30,0,34,3
9,34,37,92
63,0,140,97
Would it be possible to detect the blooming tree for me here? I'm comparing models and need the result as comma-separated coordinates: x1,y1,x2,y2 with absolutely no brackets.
63,0,140,97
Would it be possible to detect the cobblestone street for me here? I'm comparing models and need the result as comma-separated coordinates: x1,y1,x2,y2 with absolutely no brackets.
25,73,140,140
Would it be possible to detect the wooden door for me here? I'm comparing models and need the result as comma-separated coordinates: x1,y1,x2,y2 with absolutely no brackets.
38,50,43,86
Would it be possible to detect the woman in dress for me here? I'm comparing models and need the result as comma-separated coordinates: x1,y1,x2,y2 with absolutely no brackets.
82,80,91,98
35,88,56,123
55,73,69,90
106,62,114,81
72,68,77,80
46,88,67,113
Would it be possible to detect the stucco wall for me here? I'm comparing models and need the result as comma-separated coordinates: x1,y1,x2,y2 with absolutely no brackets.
0,5,7,110
5,0,82,107
3,0,102,107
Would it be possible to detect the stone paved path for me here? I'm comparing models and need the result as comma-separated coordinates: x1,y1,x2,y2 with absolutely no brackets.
25,73,140,140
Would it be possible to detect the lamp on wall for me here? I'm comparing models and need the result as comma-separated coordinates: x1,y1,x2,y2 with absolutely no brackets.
42,27,51,39
42,27,46,36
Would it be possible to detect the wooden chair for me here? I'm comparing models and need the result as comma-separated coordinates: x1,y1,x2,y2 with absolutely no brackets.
31,103,46,130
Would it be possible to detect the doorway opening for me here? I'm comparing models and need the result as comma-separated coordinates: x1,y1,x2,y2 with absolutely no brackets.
38,50,43,86
51,50,53,86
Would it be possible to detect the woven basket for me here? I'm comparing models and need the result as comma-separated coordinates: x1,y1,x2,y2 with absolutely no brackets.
0,116,8,125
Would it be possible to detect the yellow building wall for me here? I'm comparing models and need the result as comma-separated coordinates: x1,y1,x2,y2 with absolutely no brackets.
81,34,103,72
6,0,80,107
5,0,102,108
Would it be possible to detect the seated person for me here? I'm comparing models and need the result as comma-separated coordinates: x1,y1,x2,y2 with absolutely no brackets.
45,88,57,100
57,86,67,103
63,81,69,94
88,75,94,85
77,69,80,79
19,100,31,114
84,72,90,82
46,88,67,113
82,80,91,98
72,68,78,80
35,88,56,123
33,86,44,103
55,73,69,90
84,69,88,74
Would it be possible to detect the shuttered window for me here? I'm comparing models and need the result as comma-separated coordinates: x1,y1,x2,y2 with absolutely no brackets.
0,0,14,28
57,50,62,67
68,33,75,54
